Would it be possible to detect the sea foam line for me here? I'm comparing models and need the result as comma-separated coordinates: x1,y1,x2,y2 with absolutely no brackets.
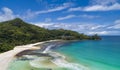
49,51,88,70
30,43,89,70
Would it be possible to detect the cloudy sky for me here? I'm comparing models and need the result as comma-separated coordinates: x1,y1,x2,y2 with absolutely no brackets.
0,0,120,35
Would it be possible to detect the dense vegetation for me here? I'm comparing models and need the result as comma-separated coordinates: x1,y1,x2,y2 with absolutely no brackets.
0,18,101,52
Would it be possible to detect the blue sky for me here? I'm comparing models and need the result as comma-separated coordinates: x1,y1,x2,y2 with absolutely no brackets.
0,0,120,35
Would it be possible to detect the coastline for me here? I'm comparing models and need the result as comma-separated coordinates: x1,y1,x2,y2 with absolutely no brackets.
0,40,60,70
8,40,89,70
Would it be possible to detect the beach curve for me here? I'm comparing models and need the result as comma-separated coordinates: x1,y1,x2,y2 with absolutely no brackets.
0,40,57,70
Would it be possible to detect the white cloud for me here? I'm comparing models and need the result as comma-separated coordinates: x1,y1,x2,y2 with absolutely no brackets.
69,3,120,11
110,24,120,29
87,31,108,35
87,31,120,35
0,3,71,21
0,7,16,22
57,14,99,20
69,0,120,11
79,14,99,19
68,7,82,11
91,0,118,5
22,3,71,19
2,7,13,14
84,3,120,11
44,18,52,22
57,15,76,20
35,23,53,28
107,19,120,29
36,3,70,14
115,19,120,24
33,22,109,35
21,9,36,19
33,19,120,35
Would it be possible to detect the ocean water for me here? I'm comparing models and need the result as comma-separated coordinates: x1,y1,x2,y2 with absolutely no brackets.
8,36,120,70
55,36,120,70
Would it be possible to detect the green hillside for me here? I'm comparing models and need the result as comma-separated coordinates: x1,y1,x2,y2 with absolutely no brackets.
0,18,101,52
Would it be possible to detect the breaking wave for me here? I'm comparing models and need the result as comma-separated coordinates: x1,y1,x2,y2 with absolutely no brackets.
29,44,89,70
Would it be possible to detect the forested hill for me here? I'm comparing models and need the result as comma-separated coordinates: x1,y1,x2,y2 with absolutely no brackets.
0,18,101,52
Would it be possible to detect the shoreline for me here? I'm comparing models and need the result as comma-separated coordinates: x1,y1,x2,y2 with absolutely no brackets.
8,40,88,70
0,40,60,70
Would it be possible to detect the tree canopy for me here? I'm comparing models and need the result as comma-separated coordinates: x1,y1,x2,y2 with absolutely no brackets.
0,18,101,52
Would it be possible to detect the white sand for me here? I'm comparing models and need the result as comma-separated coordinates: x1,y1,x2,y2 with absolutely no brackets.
0,41,44,70
0,40,60,70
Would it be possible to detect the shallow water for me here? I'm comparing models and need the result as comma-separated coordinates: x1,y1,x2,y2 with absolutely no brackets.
55,36,120,70
8,41,86,70
8,36,120,70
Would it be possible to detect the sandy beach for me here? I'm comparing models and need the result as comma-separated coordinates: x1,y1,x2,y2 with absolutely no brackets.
0,40,58,70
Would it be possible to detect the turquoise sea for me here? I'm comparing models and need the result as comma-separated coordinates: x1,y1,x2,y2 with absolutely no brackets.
55,36,120,70
8,36,120,70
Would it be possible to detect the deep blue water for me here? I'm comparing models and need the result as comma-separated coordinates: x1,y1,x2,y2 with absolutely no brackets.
55,36,120,70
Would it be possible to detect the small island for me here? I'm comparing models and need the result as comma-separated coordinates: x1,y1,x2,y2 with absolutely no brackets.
0,18,101,53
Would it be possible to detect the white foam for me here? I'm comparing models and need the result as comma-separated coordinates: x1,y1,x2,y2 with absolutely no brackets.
42,45,54,53
22,55,38,59
49,51,66,59
51,54,87,70
30,44,89,70
52,58,87,70
29,57,47,68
